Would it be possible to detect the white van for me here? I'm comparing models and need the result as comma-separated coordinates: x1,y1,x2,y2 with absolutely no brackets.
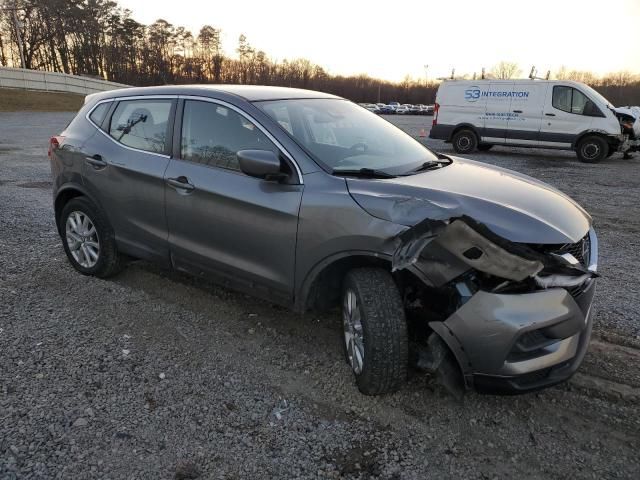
430,79,640,162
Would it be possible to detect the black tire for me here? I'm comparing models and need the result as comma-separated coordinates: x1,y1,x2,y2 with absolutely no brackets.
451,129,477,154
60,197,123,278
477,143,493,151
341,268,408,395
576,135,609,163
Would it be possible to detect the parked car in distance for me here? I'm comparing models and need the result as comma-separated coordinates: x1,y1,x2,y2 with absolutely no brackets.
378,105,396,114
50,85,598,397
430,79,640,161
395,105,410,114
409,105,423,115
361,103,380,114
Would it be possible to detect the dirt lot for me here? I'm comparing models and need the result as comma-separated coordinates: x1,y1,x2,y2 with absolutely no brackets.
1,111,639,479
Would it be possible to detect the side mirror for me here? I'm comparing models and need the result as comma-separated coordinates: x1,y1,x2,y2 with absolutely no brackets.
237,149,287,181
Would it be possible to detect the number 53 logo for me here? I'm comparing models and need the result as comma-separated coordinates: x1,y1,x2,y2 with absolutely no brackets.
464,87,481,102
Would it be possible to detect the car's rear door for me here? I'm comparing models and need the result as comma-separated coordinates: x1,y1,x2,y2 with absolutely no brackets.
164,98,304,303
81,96,176,263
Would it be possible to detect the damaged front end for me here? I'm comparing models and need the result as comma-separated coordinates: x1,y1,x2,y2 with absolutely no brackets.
394,215,598,394
613,106,640,154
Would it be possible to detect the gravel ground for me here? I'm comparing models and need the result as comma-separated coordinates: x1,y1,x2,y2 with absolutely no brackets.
1,111,639,479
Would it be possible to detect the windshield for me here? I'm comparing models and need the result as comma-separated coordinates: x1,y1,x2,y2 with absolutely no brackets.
257,98,440,174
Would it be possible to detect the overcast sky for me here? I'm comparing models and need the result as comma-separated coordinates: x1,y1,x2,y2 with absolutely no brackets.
118,0,640,82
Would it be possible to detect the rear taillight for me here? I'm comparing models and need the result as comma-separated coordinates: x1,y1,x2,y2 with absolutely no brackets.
432,103,440,126
48,136,64,157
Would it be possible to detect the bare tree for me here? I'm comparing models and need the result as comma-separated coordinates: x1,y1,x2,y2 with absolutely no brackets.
2,1,640,105
491,61,522,79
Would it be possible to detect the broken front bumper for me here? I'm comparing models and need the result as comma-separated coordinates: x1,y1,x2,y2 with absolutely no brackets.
427,227,598,394
429,280,595,393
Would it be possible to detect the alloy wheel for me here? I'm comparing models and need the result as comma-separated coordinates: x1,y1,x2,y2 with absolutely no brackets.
343,289,365,374
65,211,100,268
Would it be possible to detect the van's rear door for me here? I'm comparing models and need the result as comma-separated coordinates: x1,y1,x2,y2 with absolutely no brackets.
481,82,514,145
504,82,548,146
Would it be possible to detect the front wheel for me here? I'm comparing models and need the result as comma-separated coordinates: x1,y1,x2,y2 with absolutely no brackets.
451,129,477,154
576,136,608,163
342,268,408,395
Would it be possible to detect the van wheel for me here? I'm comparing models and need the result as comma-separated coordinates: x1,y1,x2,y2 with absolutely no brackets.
576,136,608,163
477,143,493,151
452,129,477,154
60,197,123,278
341,268,408,395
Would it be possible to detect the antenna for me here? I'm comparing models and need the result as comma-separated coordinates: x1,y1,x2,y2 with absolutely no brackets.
450,68,455,80
529,66,536,79
481,67,485,80
545,70,551,80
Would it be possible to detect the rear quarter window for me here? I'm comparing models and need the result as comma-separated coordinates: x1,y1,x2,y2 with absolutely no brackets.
88,102,111,129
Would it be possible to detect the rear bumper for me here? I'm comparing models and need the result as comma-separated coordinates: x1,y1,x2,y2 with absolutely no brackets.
429,279,596,394
429,124,454,140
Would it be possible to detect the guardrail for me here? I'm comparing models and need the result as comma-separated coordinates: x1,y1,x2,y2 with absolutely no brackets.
0,67,128,95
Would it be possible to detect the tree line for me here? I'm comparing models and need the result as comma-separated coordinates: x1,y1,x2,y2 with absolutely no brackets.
1,0,639,105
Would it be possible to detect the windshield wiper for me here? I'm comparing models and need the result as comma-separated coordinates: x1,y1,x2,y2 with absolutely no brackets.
332,168,397,179
404,155,453,175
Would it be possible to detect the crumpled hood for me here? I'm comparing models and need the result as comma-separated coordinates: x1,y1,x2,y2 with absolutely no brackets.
347,157,591,244
613,106,640,137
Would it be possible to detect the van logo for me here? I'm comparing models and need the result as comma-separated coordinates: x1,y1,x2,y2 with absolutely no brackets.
464,87,481,102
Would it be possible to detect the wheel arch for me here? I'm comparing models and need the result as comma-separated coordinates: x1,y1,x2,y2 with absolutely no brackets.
54,184,100,234
572,129,618,150
294,250,431,313
450,123,480,142
295,251,393,313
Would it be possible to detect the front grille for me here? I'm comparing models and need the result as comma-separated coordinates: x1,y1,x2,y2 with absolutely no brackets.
556,234,591,268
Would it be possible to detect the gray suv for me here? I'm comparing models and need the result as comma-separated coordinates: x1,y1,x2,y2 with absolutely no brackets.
49,85,598,395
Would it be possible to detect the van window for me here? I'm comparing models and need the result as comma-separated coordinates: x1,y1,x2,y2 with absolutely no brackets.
181,100,277,171
552,86,596,116
109,99,172,154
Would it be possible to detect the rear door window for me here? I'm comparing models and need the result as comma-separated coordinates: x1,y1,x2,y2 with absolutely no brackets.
180,100,277,171
109,99,172,154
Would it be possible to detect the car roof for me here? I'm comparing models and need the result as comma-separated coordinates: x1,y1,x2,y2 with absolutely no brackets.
86,84,342,104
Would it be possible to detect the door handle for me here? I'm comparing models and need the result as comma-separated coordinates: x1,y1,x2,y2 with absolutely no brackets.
545,113,556,117
513,110,523,113
85,154,107,168
166,176,195,191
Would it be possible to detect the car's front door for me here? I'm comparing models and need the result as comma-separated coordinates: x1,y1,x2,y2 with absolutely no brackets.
164,98,304,303
81,97,175,263
540,85,594,147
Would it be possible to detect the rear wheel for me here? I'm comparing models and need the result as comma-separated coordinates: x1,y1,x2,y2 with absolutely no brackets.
576,135,608,163
60,197,123,278
477,143,493,151
342,268,408,395
451,129,477,154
